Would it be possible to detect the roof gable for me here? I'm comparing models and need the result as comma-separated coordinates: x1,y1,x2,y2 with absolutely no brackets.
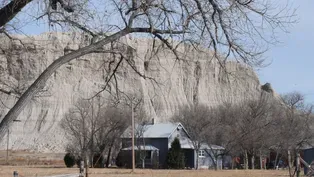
122,122,188,138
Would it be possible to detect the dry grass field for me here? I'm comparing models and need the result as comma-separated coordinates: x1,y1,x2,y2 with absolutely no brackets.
0,150,299,177
0,150,65,166
0,167,294,177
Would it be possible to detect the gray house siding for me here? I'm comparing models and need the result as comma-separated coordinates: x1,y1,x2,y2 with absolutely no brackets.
183,149,195,168
198,149,223,169
198,154,214,169
149,138,169,168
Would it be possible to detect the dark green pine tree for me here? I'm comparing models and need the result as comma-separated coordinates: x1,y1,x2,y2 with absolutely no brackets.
167,137,185,169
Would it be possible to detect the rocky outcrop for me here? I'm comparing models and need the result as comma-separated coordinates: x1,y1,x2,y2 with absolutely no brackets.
0,32,262,152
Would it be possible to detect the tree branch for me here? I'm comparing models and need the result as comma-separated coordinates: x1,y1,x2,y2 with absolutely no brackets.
0,0,33,28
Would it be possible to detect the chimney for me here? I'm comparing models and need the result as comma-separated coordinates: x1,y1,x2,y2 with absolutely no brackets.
152,118,155,125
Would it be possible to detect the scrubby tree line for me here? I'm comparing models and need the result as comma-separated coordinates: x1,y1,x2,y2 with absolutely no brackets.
61,89,313,175
172,90,314,174
60,94,147,168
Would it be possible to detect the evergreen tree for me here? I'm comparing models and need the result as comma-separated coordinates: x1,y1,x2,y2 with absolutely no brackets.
167,137,185,169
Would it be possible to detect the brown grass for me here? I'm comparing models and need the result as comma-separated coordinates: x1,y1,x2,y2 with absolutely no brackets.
0,150,64,166
0,167,293,177
0,151,296,177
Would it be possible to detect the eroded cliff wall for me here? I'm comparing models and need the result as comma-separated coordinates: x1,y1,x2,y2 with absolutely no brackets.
0,32,262,152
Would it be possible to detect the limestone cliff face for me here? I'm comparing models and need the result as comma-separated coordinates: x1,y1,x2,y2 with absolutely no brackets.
0,32,261,152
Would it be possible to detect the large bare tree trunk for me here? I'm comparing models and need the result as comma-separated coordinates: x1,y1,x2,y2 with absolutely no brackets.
0,28,130,140
288,150,293,177
105,145,113,168
84,151,89,177
296,152,301,177
142,159,145,169
251,154,255,170
244,150,248,170
274,150,279,170
85,157,89,177
195,149,199,170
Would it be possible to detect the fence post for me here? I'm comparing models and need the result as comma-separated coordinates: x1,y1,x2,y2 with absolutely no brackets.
79,160,85,177
13,171,18,177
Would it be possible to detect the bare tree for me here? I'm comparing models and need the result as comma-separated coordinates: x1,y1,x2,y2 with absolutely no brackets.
274,92,314,177
61,96,129,168
172,104,220,169
95,105,130,168
61,98,95,162
216,92,277,169
0,0,295,140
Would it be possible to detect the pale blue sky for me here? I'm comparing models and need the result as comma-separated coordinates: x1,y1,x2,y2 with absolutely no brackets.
11,0,314,104
257,0,314,104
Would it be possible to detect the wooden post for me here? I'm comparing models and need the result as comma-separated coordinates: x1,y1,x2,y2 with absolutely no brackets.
216,157,219,170
6,128,9,164
259,150,263,170
85,155,89,177
79,160,84,177
131,100,135,172
296,152,300,177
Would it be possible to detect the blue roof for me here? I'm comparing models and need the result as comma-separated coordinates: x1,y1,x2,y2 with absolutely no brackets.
122,123,181,138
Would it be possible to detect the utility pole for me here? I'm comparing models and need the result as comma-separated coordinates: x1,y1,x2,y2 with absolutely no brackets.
131,99,135,172
6,127,9,163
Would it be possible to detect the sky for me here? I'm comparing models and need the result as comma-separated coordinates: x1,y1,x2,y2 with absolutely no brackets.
257,0,314,104
9,0,314,104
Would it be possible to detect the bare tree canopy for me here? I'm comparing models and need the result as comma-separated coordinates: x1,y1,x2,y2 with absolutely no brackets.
171,104,222,169
0,0,295,139
61,96,130,167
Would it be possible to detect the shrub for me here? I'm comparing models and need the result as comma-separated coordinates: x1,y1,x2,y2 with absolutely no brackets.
93,153,104,168
116,151,131,168
167,137,185,169
64,153,76,168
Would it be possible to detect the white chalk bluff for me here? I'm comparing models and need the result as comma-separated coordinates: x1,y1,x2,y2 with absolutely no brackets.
0,32,262,152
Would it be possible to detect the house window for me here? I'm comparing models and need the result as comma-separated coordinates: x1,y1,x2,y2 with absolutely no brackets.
198,150,205,158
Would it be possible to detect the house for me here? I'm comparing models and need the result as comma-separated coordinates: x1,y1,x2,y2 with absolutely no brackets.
302,147,314,175
119,121,225,169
